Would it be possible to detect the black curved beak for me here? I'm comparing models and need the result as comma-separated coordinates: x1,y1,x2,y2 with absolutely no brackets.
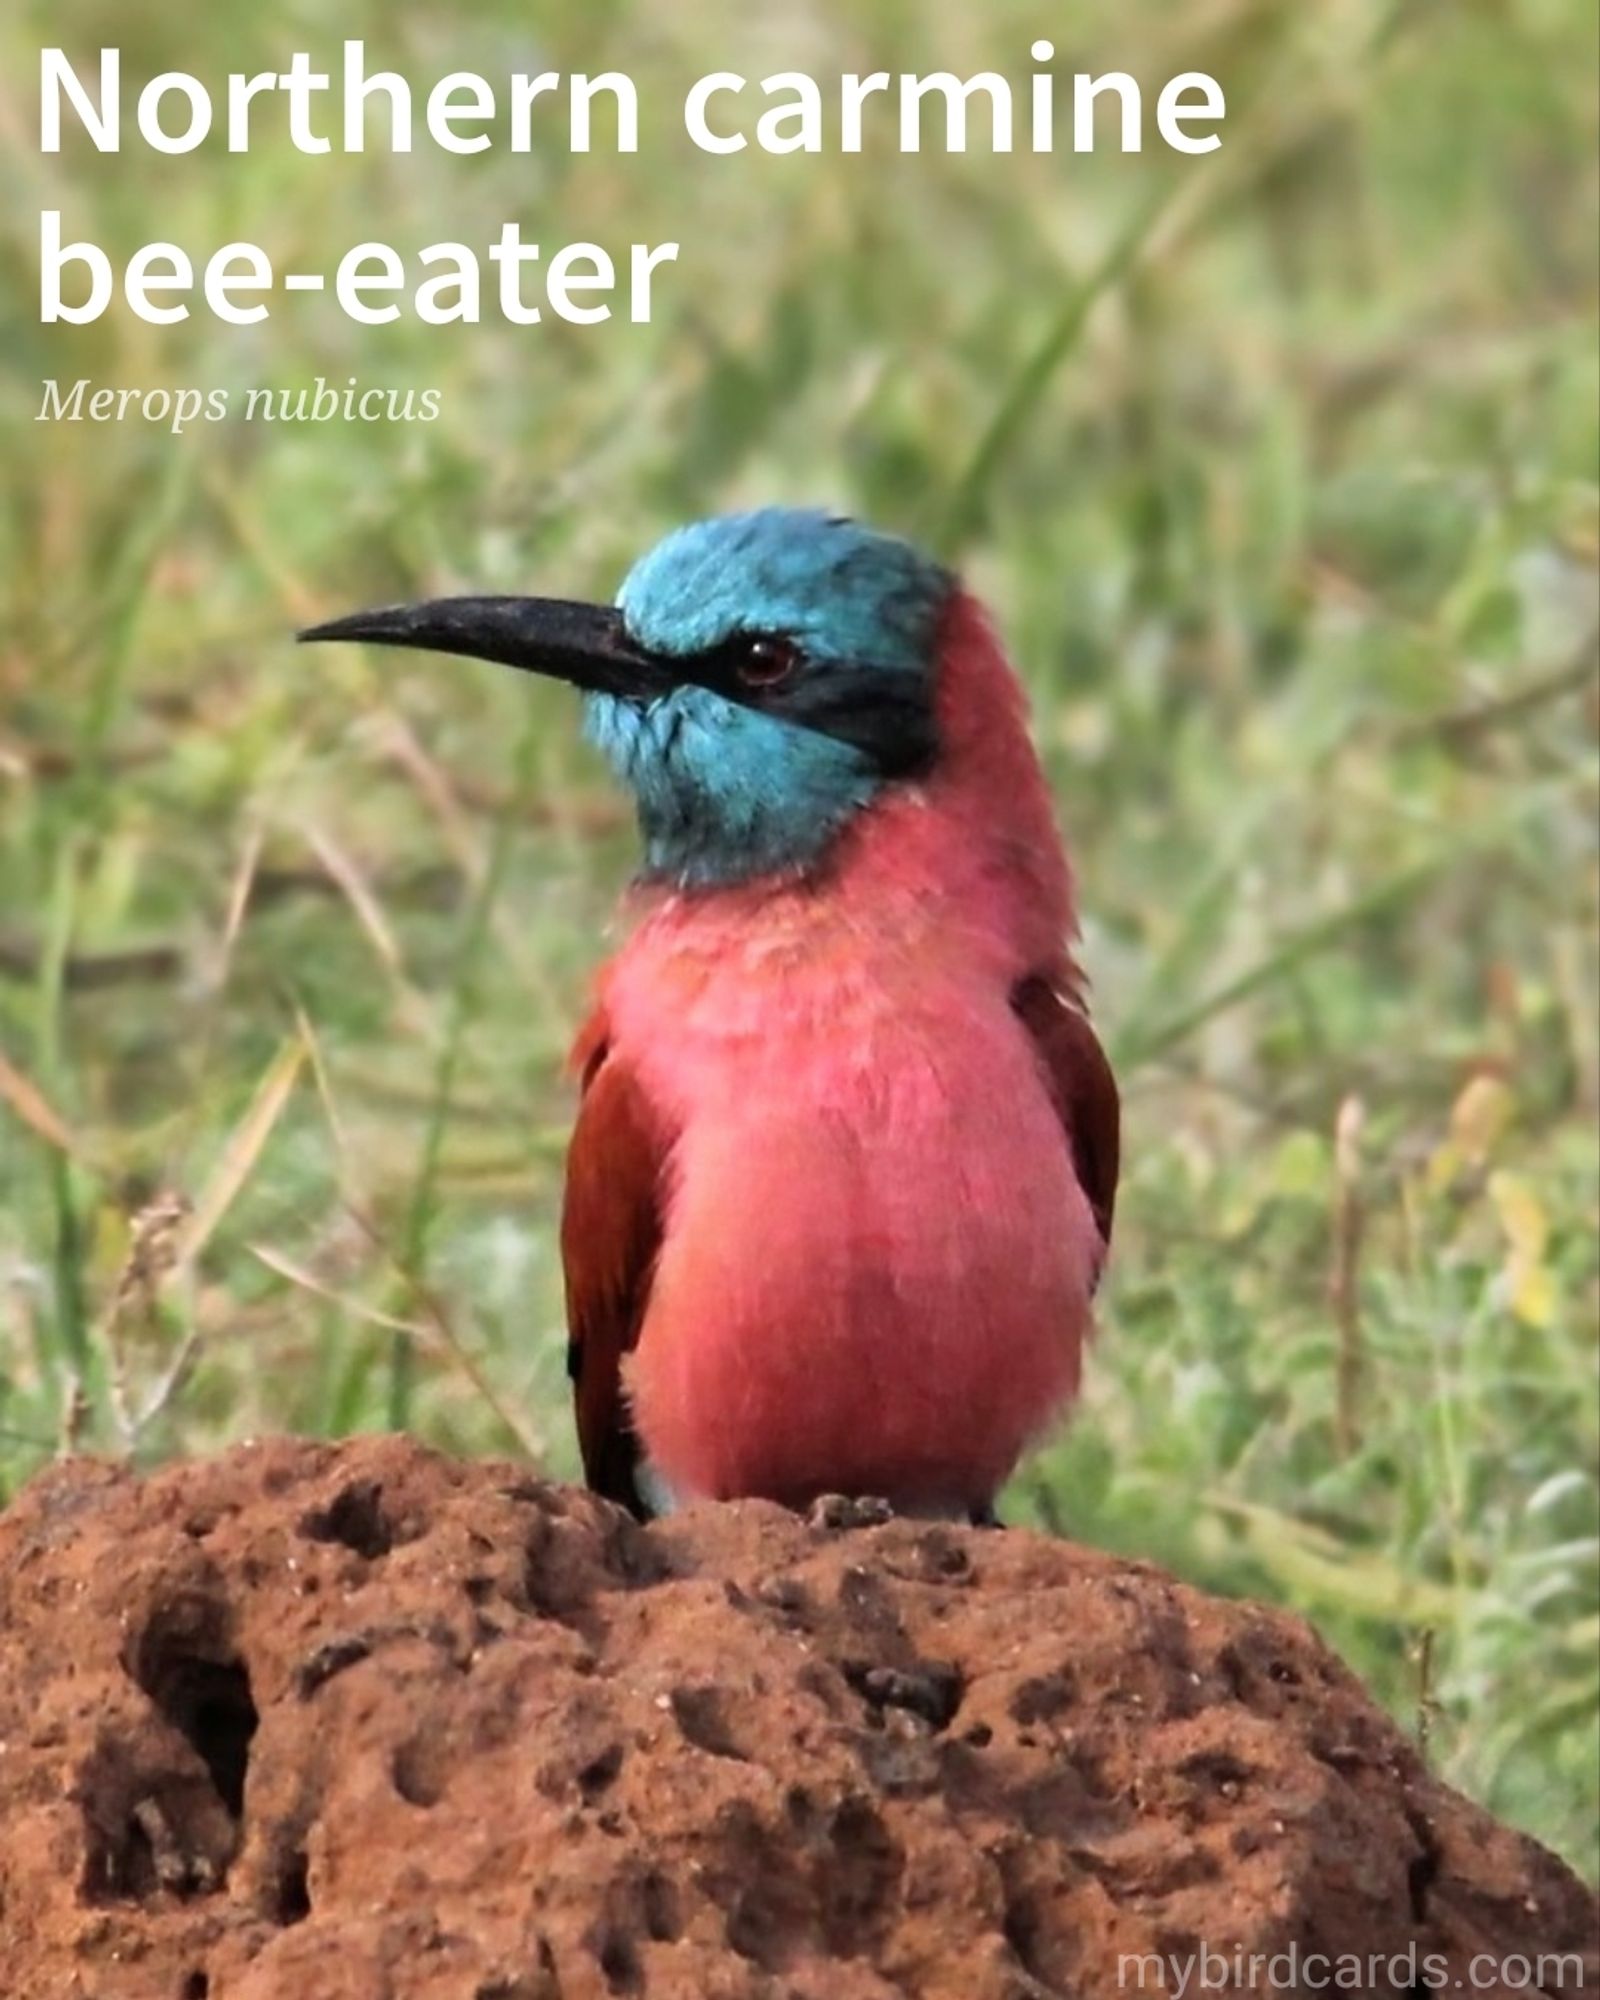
298,595,672,702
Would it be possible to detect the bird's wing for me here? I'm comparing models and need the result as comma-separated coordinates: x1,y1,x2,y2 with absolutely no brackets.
560,1011,670,1516
1012,973,1121,1269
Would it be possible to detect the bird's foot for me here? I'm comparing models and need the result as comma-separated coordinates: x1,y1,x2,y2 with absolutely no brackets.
807,1493,895,1532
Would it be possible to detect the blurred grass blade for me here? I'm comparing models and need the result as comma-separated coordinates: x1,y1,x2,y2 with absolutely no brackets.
388,713,541,1429
1111,812,1273,1056
294,1001,351,1169
1117,856,1451,1067
366,710,479,878
249,1244,431,1341
344,1203,544,1462
218,824,264,975
304,823,405,980
0,1049,80,1159
37,839,87,1372
935,182,1176,554
1211,1496,1465,1625
175,1037,306,1273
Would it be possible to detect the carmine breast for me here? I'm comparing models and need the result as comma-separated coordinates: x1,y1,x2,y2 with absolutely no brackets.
602,906,1100,1510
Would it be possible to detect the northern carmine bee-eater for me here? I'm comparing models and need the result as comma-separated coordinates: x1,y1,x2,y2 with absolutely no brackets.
302,510,1119,1522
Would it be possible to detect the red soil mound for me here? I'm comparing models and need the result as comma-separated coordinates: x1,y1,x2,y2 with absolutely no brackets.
0,1435,1592,1998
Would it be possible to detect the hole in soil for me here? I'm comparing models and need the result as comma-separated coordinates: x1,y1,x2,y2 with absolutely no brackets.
669,1685,748,1761
1403,1806,1440,1921
127,1604,258,1823
819,1796,901,1956
592,1924,641,1994
294,1633,373,1699
300,1480,394,1560
80,1796,156,1904
392,1735,447,1809
269,1848,311,1927
1176,1748,1255,1795
842,1659,964,1732
1002,1887,1046,1981
1009,1670,1076,1725
167,1660,255,1820
181,1973,210,2000
640,1869,682,1943
577,1743,625,1800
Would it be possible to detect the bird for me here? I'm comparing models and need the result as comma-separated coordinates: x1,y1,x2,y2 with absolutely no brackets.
301,508,1119,1524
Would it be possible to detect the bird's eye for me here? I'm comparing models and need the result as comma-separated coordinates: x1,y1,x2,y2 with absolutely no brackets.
735,635,799,689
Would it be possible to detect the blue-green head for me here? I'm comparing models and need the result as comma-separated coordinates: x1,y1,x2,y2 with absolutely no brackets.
300,509,953,888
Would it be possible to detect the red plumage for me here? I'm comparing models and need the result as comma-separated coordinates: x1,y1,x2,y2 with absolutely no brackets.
560,590,1119,1517
1011,973,1121,1262
560,1020,665,1513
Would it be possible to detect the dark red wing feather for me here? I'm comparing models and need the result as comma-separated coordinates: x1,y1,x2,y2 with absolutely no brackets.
1012,974,1121,1266
561,1011,670,1516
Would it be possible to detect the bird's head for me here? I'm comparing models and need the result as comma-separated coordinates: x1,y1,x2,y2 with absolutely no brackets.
301,509,952,888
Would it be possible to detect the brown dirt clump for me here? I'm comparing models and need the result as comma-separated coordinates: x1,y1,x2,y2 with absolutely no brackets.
0,1435,1593,1999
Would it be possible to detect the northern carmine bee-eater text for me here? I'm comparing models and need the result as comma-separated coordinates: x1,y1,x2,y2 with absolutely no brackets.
36,41,1225,327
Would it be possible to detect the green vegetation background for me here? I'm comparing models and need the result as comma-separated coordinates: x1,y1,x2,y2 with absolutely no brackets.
2,0,1597,1874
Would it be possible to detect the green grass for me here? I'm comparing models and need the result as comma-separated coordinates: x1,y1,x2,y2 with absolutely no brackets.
3,0,1597,1876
